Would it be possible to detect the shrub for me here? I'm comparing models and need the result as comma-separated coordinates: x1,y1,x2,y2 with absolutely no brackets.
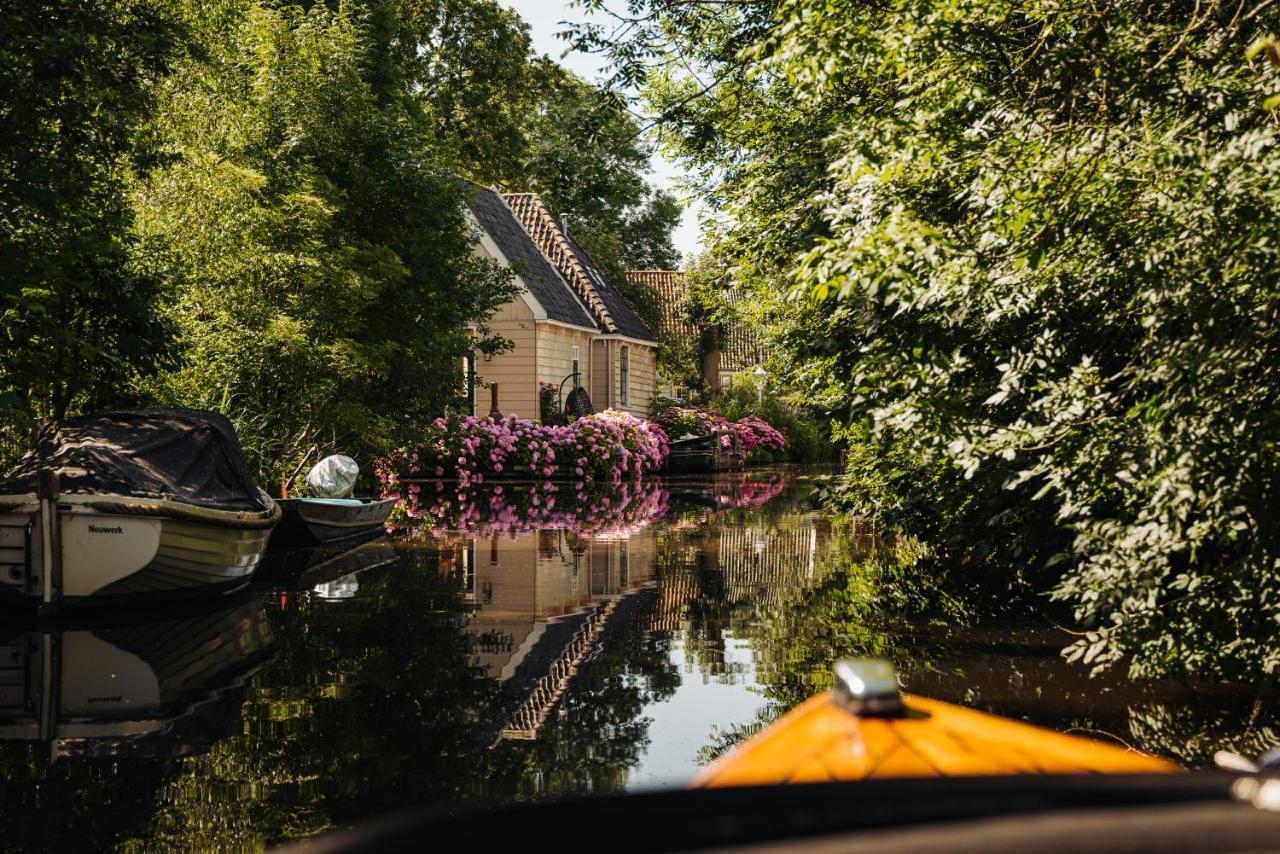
653,401,789,463
376,410,669,490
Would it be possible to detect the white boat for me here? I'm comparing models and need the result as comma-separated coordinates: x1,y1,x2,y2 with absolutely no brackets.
0,409,280,613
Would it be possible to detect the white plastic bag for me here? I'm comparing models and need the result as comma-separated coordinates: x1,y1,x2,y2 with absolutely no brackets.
306,454,359,498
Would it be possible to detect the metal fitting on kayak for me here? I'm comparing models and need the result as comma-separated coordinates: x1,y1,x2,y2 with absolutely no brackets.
833,658,903,717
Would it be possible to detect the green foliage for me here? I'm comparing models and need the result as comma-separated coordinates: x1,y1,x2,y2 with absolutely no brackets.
518,66,681,273
1,0,677,488
588,1,1280,681
405,2,682,276
133,2,515,486
0,0,182,433
709,375,836,464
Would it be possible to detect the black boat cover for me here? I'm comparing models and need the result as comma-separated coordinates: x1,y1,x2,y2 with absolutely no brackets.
0,409,271,512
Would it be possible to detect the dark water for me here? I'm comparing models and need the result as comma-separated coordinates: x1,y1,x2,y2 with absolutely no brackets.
1,467,1276,851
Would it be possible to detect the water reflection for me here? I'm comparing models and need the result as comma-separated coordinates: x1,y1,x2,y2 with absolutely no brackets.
0,599,274,762
255,533,397,591
0,467,1276,850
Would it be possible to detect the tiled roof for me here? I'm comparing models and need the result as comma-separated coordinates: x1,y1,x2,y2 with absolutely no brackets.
503,193,658,343
626,270,696,350
463,183,598,330
721,284,764,371
626,271,763,372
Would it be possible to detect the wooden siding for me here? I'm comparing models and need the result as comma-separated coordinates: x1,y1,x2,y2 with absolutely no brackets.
591,339,610,409
476,297,538,420
617,342,657,418
536,324,595,413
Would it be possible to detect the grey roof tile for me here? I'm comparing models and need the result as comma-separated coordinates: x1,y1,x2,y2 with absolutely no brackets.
463,183,598,330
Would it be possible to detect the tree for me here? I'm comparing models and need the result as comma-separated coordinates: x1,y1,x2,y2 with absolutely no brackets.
0,1,183,430
582,1,1280,681
134,2,515,485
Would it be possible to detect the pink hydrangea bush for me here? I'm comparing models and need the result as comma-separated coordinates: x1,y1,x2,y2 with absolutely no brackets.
375,410,669,492
731,415,787,454
653,405,787,460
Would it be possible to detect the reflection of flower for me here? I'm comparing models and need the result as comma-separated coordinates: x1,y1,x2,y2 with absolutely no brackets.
375,411,669,490
389,478,671,539
385,470,792,536
716,472,788,508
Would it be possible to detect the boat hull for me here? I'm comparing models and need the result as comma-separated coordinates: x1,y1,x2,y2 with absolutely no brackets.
0,498,275,610
693,690,1179,787
268,497,397,549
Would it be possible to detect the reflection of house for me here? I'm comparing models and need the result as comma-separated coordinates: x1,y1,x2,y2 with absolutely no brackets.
650,515,828,633
505,193,659,418
443,527,658,739
464,184,599,420
626,270,764,395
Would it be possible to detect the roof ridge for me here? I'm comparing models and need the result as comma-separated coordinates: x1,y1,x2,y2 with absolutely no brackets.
494,191,600,331
503,192,620,334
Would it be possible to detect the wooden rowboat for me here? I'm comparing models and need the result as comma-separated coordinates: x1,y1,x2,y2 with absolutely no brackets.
269,497,397,549
694,658,1178,787
665,430,745,474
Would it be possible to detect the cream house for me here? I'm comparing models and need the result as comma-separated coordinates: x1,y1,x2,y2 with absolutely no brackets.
464,184,598,420
503,193,660,418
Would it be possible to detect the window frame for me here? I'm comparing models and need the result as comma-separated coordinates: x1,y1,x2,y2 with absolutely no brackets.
619,345,630,407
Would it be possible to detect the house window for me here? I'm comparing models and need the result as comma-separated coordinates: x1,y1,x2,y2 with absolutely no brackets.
619,346,630,407
571,345,580,388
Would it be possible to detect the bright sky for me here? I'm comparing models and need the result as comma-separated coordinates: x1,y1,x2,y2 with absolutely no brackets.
502,0,704,263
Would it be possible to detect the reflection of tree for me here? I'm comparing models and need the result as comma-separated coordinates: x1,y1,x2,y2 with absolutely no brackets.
713,528,1280,770
131,549,508,848
0,748,174,851
1125,701,1280,768
0,550,509,850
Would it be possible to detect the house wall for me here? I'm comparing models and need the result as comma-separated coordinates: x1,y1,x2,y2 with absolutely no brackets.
591,339,610,409
615,342,657,418
586,339,658,417
536,324,596,416
476,296,538,420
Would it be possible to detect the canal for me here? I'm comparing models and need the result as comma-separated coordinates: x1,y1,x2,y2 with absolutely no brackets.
0,467,1276,850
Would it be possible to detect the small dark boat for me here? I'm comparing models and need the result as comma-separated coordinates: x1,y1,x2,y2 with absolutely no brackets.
665,429,745,474
269,497,397,549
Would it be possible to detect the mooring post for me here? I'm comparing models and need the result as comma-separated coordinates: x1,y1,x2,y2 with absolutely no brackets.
488,383,502,420
35,469,61,615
